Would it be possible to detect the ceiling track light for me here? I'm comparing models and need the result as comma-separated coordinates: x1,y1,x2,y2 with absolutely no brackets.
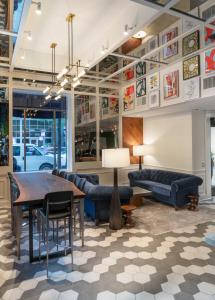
73,79,80,88
57,87,64,95
124,24,136,36
24,30,32,40
45,94,51,100
55,95,61,100
60,77,69,87
101,45,108,55
32,1,42,15
43,86,50,94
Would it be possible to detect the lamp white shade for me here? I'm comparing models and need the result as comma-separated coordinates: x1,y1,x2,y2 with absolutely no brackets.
102,148,130,168
133,145,145,156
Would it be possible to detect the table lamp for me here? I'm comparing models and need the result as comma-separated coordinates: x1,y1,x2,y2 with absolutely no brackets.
133,144,145,171
102,148,130,230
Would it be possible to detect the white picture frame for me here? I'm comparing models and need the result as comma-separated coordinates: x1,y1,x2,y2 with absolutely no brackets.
148,90,160,109
160,62,183,107
183,77,200,101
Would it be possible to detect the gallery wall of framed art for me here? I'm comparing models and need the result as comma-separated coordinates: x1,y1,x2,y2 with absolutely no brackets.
120,0,215,115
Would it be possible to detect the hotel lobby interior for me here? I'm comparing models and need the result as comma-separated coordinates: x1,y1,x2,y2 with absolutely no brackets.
1,0,215,299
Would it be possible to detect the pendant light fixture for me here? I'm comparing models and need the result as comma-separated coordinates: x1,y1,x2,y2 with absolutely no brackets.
43,43,61,101
56,13,89,90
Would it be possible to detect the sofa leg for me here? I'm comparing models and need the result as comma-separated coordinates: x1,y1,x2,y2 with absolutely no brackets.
95,218,99,226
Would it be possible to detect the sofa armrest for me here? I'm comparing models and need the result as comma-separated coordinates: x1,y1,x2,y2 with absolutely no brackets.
87,185,133,201
171,176,203,192
128,170,149,186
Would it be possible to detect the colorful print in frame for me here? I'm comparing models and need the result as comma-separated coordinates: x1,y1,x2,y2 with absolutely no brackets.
136,61,146,78
136,78,146,98
205,48,215,74
163,70,179,100
123,85,134,111
183,55,200,80
149,73,159,90
162,27,178,59
182,30,200,56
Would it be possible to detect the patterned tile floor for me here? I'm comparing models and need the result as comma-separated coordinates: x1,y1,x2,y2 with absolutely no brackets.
0,199,215,300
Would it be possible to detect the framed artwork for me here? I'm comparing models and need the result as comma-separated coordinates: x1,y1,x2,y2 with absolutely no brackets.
183,77,200,101
136,96,146,107
183,55,200,80
162,27,178,59
136,78,146,98
183,18,198,33
182,30,200,56
0,102,9,166
123,85,135,111
149,73,159,90
149,90,160,108
123,59,135,80
163,70,179,100
205,48,215,74
205,22,215,46
147,36,159,71
136,61,146,78
148,35,158,52
109,97,119,114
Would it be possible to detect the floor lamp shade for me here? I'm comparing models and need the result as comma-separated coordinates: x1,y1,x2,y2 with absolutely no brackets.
102,148,130,168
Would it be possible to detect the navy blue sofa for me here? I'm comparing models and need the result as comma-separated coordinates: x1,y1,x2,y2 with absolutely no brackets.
66,172,133,224
128,169,203,209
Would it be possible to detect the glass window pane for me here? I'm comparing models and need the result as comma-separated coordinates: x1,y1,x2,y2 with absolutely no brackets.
75,95,97,162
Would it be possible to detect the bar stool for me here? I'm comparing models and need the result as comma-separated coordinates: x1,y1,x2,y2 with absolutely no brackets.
38,191,74,277
52,169,59,176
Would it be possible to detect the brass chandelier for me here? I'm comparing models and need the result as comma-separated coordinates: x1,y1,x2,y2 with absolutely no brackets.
43,13,89,100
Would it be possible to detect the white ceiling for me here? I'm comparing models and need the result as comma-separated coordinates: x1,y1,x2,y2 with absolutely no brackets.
14,0,158,73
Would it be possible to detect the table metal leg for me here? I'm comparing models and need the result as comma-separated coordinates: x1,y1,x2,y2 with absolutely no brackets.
29,207,34,263
80,199,84,247
15,206,22,260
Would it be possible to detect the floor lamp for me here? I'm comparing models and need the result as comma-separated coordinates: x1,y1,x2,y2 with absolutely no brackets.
133,145,145,171
102,148,130,230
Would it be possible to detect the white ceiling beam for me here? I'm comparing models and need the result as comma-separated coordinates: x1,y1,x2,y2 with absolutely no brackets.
10,0,32,72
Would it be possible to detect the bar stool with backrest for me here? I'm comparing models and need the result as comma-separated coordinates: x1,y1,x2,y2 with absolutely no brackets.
52,169,59,176
8,172,29,259
38,191,74,277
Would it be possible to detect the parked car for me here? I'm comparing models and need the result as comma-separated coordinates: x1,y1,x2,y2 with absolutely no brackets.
13,144,66,171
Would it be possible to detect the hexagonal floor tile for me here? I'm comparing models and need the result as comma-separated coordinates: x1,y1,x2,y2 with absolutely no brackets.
39,289,60,300
19,278,38,291
102,257,117,266
117,272,133,284
136,291,155,300
124,264,140,274
140,265,156,275
133,273,150,284
93,264,109,274
198,282,215,295
83,271,100,283
3,287,24,300
155,292,174,300
116,291,135,300
66,271,83,283
97,291,116,300
194,292,214,300
167,273,185,284
58,289,79,300
161,282,180,295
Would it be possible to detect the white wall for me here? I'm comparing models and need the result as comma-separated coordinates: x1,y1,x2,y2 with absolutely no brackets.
143,112,193,172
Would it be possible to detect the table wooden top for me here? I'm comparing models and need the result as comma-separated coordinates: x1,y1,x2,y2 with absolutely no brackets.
13,172,85,206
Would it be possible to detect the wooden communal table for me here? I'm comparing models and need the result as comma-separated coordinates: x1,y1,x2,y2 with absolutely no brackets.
13,172,85,263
